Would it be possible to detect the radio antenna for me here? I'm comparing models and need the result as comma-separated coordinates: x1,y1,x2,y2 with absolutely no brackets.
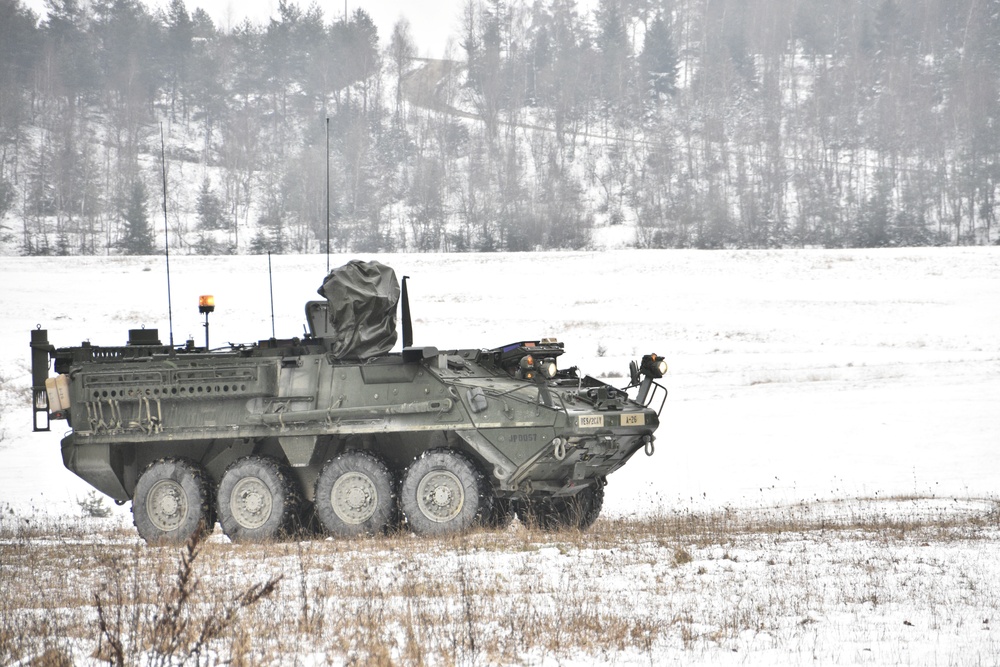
160,122,175,348
325,116,331,273
268,251,276,339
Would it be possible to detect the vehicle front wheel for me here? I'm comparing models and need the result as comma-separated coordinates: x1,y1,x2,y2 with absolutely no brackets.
217,456,300,542
133,458,214,545
400,449,487,536
517,484,604,531
483,497,516,529
314,451,396,537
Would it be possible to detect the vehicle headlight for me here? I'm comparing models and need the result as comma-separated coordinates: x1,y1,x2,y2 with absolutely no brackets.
518,355,557,381
640,353,667,379
518,354,536,380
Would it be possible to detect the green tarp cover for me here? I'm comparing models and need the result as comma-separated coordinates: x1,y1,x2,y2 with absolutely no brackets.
317,260,400,359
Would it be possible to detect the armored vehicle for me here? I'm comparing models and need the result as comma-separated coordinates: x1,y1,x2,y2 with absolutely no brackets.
30,260,667,544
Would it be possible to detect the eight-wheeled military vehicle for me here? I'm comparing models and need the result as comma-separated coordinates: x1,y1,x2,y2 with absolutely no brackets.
30,260,667,544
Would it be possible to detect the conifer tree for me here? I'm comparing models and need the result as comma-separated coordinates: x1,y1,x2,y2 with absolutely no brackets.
120,180,155,255
640,14,678,98
195,177,225,230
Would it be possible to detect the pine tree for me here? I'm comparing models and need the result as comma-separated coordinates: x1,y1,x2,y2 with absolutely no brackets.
0,176,13,221
594,0,631,109
120,180,155,255
388,19,416,122
195,177,225,230
641,15,678,98
165,0,194,120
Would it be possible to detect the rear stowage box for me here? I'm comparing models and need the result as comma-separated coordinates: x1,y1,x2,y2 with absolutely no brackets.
45,375,71,414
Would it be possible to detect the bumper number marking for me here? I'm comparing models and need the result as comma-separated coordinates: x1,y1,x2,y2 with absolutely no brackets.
622,413,645,426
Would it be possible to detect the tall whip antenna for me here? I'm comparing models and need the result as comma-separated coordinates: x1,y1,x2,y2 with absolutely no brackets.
325,116,331,273
268,251,276,339
160,122,174,348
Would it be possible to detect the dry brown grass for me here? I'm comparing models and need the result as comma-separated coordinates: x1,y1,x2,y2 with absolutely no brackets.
2,497,998,666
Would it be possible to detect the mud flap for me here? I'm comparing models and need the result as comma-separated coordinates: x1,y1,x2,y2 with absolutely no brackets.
61,436,129,502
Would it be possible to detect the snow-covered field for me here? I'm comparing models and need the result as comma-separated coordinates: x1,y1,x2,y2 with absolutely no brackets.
3,248,998,514
1,247,999,665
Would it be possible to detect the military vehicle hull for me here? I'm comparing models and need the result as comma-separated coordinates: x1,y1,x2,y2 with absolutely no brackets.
31,261,666,543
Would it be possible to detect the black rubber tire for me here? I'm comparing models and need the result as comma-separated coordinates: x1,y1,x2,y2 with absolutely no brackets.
217,455,300,542
514,497,558,531
482,497,516,530
399,449,487,536
314,451,396,537
576,483,604,530
132,458,214,545
517,484,605,531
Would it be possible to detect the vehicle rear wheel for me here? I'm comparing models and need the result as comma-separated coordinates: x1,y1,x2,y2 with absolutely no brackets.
217,455,299,542
133,458,213,545
400,449,486,536
517,484,604,531
314,451,396,537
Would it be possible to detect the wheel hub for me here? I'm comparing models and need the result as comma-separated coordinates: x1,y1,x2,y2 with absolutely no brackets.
147,479,188,532
416,470,464,523
331,472,378,524
431,486,453,506
244,491,265,513
345,487,369,508
230,477,273,529
160,494,179,515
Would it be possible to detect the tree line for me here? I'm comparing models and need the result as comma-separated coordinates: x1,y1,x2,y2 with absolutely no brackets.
0,0,998,254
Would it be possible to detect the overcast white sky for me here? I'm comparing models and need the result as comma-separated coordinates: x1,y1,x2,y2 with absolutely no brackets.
22,0,466,57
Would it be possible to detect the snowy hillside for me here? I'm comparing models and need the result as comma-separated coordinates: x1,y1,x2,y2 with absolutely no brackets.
6,0,1000,260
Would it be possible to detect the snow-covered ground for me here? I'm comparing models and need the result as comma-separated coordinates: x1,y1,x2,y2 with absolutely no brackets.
2,248,1000,666
2,247,998,516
